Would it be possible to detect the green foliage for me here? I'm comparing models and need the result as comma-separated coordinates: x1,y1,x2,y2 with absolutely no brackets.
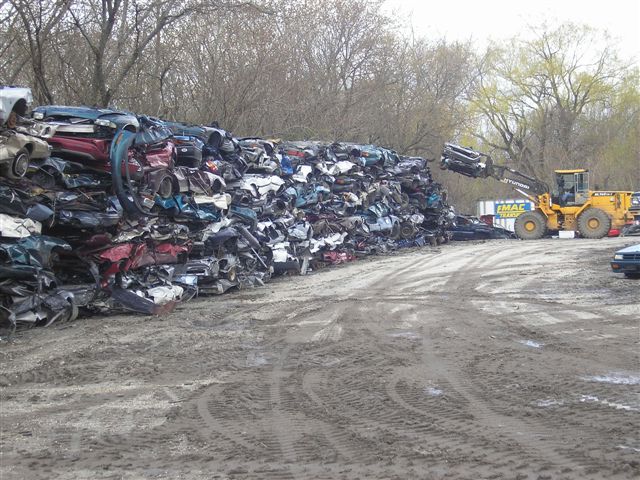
448,23,639,210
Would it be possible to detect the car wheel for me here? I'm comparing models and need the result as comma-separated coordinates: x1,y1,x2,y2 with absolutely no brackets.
156,175,174,199
399,222,416,239
3,148,30,179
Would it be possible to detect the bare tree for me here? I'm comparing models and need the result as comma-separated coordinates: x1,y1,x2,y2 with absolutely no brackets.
66,0,206,106
7,0,72,103
472,24,631,177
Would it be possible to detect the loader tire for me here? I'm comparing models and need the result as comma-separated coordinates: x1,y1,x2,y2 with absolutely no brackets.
578,208,611,239
514,211,547,240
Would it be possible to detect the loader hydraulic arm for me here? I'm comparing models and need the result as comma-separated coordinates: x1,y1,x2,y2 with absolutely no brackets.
489,165,549,198
440,143,549,202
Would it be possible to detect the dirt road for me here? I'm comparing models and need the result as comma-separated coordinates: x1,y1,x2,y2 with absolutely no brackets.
1,237,639,479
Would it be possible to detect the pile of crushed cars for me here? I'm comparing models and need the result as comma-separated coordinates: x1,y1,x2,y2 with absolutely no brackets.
0,86,453,332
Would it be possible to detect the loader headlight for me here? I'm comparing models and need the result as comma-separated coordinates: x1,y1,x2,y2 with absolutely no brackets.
613,254,623,260
32,111,44,120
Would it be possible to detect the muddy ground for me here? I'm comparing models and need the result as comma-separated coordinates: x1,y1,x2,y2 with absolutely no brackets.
1,237,639,480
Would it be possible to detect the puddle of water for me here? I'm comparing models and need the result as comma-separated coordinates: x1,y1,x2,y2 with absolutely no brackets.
389,331,421,340
581,374,640,385
519,339,544,348
424,386,443,396
617,445,640,453
536,399,564,407
536,394,638,411
245,351,269,367
580,394,599,402
579,394,638,411
322,357,341,367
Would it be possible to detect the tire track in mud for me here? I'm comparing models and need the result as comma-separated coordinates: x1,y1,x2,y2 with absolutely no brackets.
3,239,638,479
297,316,541,476
184,297,369,475
346,249,447,296
195,382,259,453
277,295,444,466
299,369,372,463
266,345,306,473
291,291,506,471
358,243,613,476
294,246,531,473
416,242,638,477
373,248,561,473
187,242,622,475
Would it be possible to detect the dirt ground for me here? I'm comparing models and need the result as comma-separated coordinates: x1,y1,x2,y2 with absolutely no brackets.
1,237,639,480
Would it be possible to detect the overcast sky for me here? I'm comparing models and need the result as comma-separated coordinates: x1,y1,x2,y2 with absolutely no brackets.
382,0,639,64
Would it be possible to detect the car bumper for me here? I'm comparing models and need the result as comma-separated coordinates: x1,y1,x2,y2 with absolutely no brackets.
611,260,640,273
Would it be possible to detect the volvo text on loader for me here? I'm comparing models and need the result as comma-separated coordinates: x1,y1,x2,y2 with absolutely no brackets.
440,143,635,240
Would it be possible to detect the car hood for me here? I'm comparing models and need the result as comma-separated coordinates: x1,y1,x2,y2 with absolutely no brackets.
33,105,139,130
616,244,640,254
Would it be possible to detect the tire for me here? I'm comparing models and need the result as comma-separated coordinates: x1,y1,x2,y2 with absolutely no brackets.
399,222,416,239
578,208,611,239
2,148,30,179
514,211,547,240
156,175,174,199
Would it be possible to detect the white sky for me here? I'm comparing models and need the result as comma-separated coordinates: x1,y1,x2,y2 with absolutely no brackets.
382,0,639,64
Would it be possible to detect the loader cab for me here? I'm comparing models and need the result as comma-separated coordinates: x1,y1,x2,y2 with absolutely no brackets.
555,169,589,206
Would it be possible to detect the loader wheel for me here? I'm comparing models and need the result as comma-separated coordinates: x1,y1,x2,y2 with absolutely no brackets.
514,211,547,240
577,208,611,239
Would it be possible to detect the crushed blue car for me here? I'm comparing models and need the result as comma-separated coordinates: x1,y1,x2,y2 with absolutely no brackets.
32,105,139,136
611,244,640,278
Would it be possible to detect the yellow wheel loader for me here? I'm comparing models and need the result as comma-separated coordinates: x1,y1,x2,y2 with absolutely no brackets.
440,143,635,240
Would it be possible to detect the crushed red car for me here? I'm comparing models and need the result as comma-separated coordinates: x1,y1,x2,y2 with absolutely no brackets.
33,107,178,199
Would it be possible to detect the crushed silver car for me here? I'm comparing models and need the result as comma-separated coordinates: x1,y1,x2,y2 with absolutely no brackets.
1,86,51,179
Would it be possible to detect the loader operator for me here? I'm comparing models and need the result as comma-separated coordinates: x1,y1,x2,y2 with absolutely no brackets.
558,176,575,205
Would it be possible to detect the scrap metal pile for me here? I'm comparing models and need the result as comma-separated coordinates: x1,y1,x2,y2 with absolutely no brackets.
0,87,452,331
